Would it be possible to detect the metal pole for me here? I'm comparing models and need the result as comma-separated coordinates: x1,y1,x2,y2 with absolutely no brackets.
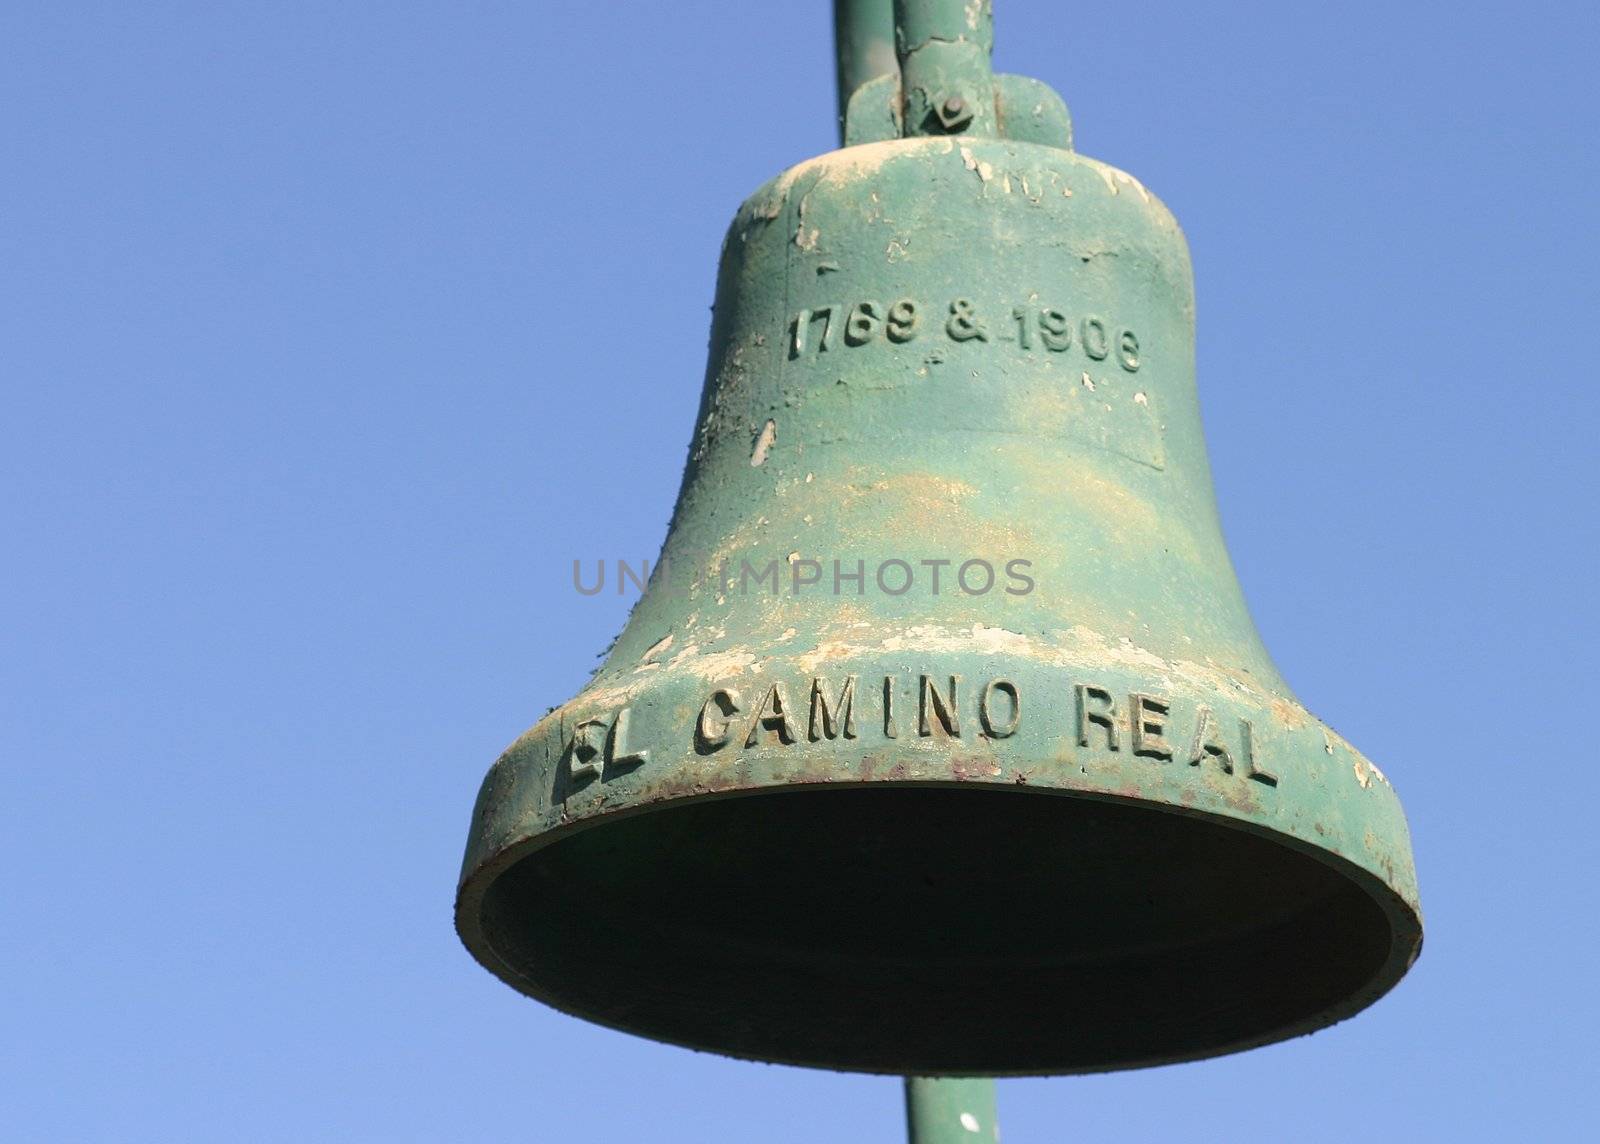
904,1077,999,1143
833,0,897,141
892,0,996,137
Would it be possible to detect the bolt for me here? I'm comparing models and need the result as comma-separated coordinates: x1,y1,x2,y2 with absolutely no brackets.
936,95,974,132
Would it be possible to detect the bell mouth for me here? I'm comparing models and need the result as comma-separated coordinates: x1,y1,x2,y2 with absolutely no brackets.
459,783,1418,1075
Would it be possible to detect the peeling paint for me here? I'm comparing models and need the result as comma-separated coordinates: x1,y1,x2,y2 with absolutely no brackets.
959,144,994,184
751,419,777,466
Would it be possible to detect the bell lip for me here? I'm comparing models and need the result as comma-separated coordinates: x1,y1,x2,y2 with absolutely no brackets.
454,777,1422,1077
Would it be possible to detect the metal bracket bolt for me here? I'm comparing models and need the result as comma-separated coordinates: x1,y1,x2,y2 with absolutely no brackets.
936,95,974,132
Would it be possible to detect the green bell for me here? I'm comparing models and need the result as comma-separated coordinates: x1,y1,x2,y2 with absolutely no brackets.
455,0,1421,1077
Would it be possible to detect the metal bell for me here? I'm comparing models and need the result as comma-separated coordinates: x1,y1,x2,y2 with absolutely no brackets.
455,0,1421,1076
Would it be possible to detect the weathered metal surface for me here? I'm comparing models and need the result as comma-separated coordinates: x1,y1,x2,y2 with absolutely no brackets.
456,0,1422,1079
845,71,1071,149
844,71,905,146
894,0,995,137
994,73,1072,149
905,1077,997,1143
839,1,1067,149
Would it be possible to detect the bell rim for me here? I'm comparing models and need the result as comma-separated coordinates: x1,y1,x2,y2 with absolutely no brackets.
455,775,1422,1076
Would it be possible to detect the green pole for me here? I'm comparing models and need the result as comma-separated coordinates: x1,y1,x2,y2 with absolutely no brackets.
904,1078,999,1143
892,0,996,137
832,0,897,141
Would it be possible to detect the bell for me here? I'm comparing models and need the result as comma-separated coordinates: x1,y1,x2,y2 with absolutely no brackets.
456,0,1421,1076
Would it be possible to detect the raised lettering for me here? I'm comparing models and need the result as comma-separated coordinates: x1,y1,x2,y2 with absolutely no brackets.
745,682,799,747
696,689,741,754
1131,693,1174,760
920,674,962,737
1076,684,1119,750
604,706,648,772
979,679,1021,738
1241,719,1277,786
1117,329,1140,371
809,676,858,741
1187,706,1235,774
567,718,606,782
1082,316,1109,360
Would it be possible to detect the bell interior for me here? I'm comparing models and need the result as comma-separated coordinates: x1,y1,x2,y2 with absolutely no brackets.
473,784,1396,1074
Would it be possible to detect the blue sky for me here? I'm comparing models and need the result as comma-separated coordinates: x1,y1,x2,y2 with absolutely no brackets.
2,2,1596,1139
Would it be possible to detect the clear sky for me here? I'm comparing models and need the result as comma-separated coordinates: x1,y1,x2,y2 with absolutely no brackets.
3,2,1596,1140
